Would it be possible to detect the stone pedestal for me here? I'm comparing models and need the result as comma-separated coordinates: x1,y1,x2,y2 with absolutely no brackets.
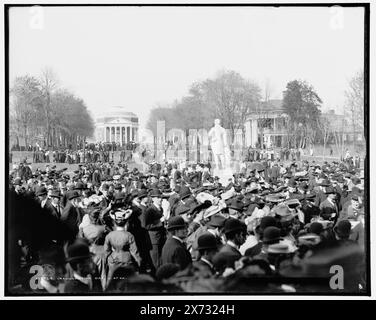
213,167,234,186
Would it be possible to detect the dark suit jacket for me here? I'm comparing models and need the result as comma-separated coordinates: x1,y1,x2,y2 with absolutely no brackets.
270,166,280,179
61,191,69,208
144,204,164,231
104,230,141,267
213,244,242,272
92,172,101,185
193,259,216,276
63,272,102,293
61,202,82,235
314,191,327,207
161,237,192,270
45,202,63,219
64,279,92,294
144,204,166,246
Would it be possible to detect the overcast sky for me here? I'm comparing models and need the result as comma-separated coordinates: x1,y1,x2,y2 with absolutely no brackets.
9,6,364,131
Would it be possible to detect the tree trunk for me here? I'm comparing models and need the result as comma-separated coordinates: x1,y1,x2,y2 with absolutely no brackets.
185,129,190,162
197,134,200,163
353,120,356,154
24,125,28,148
83,136,86,162
241,127,246,158
230,127,235,146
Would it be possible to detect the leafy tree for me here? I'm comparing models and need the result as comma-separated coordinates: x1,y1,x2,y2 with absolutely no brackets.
10,75,43,147
282,80,322,148
146,104,178,136
51,90,94,149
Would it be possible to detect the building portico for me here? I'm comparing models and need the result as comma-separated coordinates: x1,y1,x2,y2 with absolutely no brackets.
94,107,139,145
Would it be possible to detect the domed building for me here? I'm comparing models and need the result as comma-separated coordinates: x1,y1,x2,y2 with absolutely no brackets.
94,106,139,145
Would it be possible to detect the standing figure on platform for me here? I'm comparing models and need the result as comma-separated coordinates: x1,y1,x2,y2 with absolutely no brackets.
208,119,230,170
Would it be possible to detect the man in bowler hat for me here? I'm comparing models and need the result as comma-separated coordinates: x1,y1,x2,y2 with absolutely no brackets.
213,218,247,274
64,238,101,293
161,216,192,271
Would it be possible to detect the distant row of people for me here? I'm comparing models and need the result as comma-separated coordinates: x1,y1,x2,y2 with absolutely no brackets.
245,148,303,162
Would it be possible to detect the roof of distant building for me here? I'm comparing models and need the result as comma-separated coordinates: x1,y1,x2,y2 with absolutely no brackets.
100,106,137,117
96,107,138,123
258,99,284,112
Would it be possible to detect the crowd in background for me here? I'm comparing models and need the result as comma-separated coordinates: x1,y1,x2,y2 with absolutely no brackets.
245,147,303,162
9,141,138,164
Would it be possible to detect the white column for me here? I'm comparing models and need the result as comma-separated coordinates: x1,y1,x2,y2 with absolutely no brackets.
245,120,251,147
251,119,258,147
126,126,129,143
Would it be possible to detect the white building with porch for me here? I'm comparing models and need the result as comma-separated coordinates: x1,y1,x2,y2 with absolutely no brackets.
244,99,289,148
94,106,139,145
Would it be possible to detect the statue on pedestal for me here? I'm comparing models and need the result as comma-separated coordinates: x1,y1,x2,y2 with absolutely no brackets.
208,119,231,170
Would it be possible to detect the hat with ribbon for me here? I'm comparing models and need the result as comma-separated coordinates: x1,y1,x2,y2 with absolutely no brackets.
65,239,94,263
207,214,227,229
179,186,192,200
149,188,162,198
228,198,244,212
167,216,187,231
67,190,81,200
50,189,61,198
285,198,301,208
35,186,48,196
266,243,295,254
262,226,283,245
325,187,337,194
334,220,352,238
13,178,22,186
223,218,247,235
197,233,218,251
319,179,331,187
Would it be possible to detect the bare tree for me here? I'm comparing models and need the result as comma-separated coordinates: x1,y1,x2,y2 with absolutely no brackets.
263,78,274,103
39,67,59,147
318,117,331,159
344,69,364,150
201,70,261,145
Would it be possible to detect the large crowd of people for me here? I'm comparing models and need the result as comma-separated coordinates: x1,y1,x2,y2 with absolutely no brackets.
8,154,366,294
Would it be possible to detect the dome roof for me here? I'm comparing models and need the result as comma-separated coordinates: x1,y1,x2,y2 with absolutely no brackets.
97,106,138,118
